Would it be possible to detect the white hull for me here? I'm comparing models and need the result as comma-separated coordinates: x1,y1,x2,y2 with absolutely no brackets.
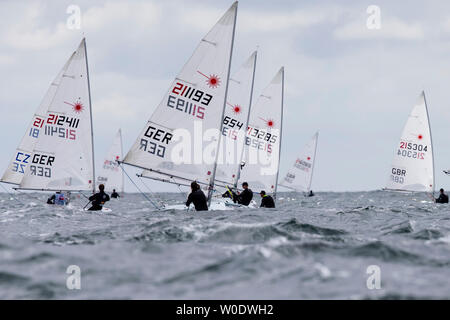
162,198,258,211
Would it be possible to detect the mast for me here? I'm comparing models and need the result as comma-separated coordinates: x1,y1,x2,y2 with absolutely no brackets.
308,132,319,193
423,90,435,197
207,2,238,206
273,67,284,200
119,128,124,194
233,50,257,190
83,38,96,194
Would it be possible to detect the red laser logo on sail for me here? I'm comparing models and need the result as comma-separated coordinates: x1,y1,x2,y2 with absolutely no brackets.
418,134,423,140
227,102,241,114
65,100,84,114
197,71,221,89
307,157,311,161
259,117,275,128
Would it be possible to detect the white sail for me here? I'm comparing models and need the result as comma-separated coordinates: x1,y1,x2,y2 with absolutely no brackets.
238,67,284,195
385,91,434,192
122,2,238,189
1,54,75,185
140,50,256,189
214,51,257,187
17,39,95,191
97,129,124,193
280,132,318,192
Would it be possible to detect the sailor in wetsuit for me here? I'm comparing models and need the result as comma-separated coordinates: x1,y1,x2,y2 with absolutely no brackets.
222,186,236,200
307,190,315,197
47,191,67,205
235,182,253,206
186,181,208,211
88,184,110,211
435,188,449,204
260,190,275,208
111,189,120,199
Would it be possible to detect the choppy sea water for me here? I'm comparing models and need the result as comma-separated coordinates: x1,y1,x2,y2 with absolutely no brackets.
0,191,449,299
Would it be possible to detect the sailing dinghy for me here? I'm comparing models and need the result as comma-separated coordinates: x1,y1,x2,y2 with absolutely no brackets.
280,132,318,195
97,129,124,195
121,2,238,210
1,39,97,206
138,50,258,209
237,67,285,199
385,91,435,194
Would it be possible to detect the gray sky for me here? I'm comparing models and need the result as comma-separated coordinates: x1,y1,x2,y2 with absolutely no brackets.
1,0,450,192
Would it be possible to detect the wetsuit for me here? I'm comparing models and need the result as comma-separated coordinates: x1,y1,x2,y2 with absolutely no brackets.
88,191,110,211
436,194,449,204
237,188,253,206
307,191,315,197
260,195,275,208
111,192,120,199
186,190,208,211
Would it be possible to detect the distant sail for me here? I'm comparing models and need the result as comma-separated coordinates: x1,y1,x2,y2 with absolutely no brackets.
280,132,318,193
122,2,238,189
97,129,124,193
238,67,284,195
16,39,95,191
385,91,434,192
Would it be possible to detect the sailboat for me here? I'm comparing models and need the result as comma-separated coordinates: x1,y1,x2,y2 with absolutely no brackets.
237,67,284,199
385,91,435,194
279,132,318,195
139,50,258,192
97,129,124,194
121,2,238,209
1,38,96,201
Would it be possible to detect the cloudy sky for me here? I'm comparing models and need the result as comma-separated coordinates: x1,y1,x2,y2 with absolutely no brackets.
1,0,450,192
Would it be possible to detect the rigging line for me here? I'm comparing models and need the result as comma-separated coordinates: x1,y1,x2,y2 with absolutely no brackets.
120,164,160,210
0,183,24,205
136,175,165,207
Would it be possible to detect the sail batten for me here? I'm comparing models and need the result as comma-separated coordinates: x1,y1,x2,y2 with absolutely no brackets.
385,92,434,193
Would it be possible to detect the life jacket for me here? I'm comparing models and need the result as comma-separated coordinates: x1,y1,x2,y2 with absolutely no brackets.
54,193,66,205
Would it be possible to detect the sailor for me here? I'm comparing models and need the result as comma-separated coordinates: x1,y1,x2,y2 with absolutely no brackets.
47,191,66,205
222,186,235,200
235,182,253,206
260,190,275,208
88,184,110,211
186,181,208,211
307,190,315,197
111,189,120,199
435,188,449,204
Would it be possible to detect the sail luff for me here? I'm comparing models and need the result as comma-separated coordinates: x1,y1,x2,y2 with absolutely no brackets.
274,67,285,200
422,91,435,196
119,129,124,193
207,2,238,206
83,38,96,194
